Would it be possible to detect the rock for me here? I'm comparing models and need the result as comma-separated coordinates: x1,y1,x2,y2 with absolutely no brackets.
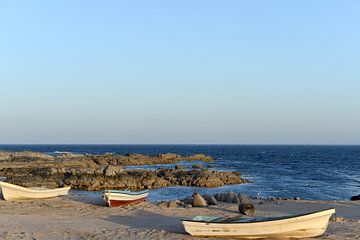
213,193,220,201
182,196,193,205
293,197,301,201
214,191,240,203
350,194,360,201
175,165,185,170
202,194,218,205
214,192,227,202
238,193,255,215
183,154,213,162
158,153,181,159
331,216,346,222
224,191,238,203
0,151,52,161
167,200,181,208
191,164,204,169
202,175,222,187
103,165,123,176
193,192,208,207
158,201,169,208
55,152,84,158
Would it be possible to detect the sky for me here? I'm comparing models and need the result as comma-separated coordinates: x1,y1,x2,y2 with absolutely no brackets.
0,1,359,144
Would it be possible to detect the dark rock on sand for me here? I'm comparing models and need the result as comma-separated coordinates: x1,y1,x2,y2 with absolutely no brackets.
225,191,240,203
351,195,360,201
214,192,240,203
238,193,255,215
202,194,218,205
181,196,194,205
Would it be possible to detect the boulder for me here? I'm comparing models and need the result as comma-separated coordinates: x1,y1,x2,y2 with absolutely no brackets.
224,191,238,203
214,192,227,202
203,194,218,205
158,201,169,208
350,194,360,201
193,192,208,207
182,196,194,205
238,193,255,215
167,200,181,207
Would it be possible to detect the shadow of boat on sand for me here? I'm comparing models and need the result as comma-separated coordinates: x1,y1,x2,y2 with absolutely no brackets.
102,209,186,234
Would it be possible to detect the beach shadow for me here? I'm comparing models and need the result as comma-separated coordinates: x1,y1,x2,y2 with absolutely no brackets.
102,209,185,234
209,204,240,214
69,190,108,207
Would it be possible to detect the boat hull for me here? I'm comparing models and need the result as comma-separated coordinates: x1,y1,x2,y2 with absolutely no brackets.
107,196,147,207
103,190,149,207
182,208,335,239
0,181,70,201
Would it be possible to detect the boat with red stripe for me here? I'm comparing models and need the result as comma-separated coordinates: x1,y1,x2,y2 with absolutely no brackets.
103,189,149,207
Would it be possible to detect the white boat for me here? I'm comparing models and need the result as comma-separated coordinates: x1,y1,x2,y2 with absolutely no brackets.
182,208,335,239
103,189,149,207
0,181,70,201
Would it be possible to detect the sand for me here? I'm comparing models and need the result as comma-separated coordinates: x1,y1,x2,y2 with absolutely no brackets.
0,191,359,240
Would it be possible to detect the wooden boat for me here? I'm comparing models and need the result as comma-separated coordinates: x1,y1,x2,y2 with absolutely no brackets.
181,208,335,239
0,181,70,201
103,189,149,207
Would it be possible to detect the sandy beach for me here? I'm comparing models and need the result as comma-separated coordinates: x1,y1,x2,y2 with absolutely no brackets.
0,191,359,240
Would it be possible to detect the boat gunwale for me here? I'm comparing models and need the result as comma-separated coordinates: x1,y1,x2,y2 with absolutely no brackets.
104,189,149,195
181,208,335,224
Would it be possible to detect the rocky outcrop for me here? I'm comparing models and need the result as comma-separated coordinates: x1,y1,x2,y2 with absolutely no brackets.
0,151,213,166
0,151,52,162
0,151,246,191
78,153,213,166
3,168,245,191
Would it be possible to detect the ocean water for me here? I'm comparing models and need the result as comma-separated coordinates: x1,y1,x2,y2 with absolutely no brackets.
0,145,359,201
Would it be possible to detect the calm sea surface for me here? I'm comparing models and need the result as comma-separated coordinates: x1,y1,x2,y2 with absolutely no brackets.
0,145,359,201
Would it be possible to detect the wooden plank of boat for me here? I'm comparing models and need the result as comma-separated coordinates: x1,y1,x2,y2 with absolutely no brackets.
181,208,335,239
0,181,71,201
103,189,149,207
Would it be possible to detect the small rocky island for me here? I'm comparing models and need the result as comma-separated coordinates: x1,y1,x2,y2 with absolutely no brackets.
0,151,246,190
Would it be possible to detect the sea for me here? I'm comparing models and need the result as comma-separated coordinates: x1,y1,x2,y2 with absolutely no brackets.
0,145,359,201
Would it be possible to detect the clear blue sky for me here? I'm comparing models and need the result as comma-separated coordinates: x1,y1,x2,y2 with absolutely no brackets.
0,1,359,144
